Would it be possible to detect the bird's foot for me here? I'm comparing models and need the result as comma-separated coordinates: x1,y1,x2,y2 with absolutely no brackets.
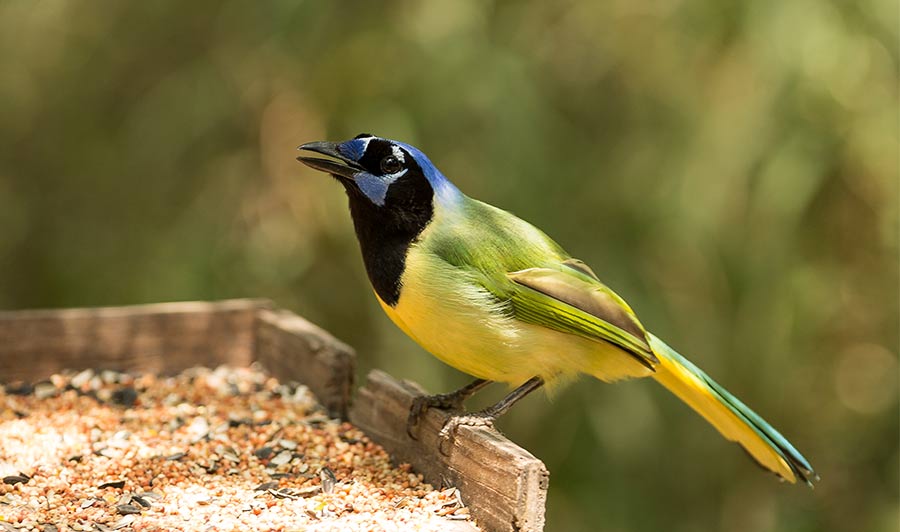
405,379,491,440
437,412,496,456
406,392,467,439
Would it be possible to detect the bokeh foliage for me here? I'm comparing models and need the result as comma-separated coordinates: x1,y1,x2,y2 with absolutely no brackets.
1,1,897,530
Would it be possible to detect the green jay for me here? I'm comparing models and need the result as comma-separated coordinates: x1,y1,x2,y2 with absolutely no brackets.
298,134,816,485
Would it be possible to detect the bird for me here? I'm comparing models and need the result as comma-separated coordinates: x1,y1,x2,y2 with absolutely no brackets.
297,133,817,486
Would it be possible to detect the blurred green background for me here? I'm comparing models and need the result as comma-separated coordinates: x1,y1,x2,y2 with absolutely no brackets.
1,1,897,530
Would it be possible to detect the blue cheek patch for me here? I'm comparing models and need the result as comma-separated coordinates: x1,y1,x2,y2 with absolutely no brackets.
355,170,407,206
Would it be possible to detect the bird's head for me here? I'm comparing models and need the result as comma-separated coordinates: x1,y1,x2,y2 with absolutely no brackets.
297,134,459,213
298,134,462,304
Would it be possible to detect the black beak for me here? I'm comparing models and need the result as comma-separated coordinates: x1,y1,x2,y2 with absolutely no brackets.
297,141,363,180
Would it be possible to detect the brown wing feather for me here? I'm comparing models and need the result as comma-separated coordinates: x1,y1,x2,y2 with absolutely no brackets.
507,266,656,361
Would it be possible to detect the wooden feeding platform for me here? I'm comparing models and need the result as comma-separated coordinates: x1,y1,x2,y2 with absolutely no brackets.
0,299,548,531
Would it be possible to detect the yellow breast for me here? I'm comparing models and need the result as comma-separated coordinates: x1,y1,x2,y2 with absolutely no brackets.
375,245,521,382
375,243,645,388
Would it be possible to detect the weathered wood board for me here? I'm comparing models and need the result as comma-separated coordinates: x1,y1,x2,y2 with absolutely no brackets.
0,299,262,382
350,370,549,532
255,307,355,419
0,300,548,531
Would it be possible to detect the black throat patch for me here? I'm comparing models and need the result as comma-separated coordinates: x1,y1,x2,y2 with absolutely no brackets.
341,152,434,307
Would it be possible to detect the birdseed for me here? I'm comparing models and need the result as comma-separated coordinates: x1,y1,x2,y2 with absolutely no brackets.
0,365,478,531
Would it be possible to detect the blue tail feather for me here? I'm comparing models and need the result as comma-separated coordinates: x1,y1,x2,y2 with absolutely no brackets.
648,334,818,486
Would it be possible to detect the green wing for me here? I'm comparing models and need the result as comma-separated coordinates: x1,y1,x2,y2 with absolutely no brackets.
424,198,657,369
505,260,659,370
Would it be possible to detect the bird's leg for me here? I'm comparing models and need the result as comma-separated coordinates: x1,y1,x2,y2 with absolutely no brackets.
438,376,544,455
407,378,491,439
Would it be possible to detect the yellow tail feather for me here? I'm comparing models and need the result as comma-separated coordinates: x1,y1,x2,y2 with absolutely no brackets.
648,336,800,483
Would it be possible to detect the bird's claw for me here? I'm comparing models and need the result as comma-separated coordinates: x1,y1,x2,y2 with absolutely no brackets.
437,413,496,456
406,393,466,440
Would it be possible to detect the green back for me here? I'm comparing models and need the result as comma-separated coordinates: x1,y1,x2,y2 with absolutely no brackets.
421,197,655,366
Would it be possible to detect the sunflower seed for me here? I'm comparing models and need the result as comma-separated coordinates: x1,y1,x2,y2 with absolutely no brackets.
320,467,336,494
254,481,279,491
116,504,141,515
111,515,134,530
270,451,292,466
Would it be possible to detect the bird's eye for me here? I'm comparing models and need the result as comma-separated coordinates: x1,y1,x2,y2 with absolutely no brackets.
380,155,403,174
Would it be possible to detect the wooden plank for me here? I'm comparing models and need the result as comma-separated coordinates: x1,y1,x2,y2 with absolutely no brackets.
349,370,549,532
0,301,548,528
254,308,356,420
0,299,265,382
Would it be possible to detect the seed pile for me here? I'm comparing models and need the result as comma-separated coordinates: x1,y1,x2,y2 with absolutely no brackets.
0,365,477,531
